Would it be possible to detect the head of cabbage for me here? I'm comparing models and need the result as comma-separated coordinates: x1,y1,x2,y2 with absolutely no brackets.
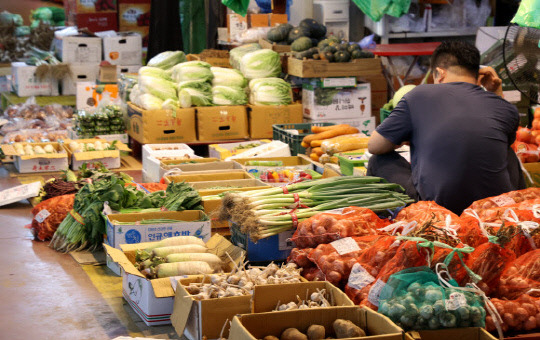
178,88,213,108
240,49,282,80
211,67,247,88
212,86,247,106
249,77,292,106
172,61,213,83
147,51,186,70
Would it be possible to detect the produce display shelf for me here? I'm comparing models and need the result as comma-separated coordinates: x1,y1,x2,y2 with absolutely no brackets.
1,92,76,109
273,122,335,156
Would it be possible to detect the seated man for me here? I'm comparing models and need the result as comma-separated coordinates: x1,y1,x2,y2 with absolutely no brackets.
367,40,525,214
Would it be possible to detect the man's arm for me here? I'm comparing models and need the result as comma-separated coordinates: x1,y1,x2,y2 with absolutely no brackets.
368,131,398,155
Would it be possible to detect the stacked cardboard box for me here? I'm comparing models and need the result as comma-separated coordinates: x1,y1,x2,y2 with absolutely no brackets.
64,0,118,32
118,0,150,47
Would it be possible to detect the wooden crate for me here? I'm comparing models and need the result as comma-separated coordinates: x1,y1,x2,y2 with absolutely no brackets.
259,37,291,53
287,56,382,78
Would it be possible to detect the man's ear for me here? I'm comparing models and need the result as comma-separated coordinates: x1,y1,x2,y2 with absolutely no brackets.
434,67,446,83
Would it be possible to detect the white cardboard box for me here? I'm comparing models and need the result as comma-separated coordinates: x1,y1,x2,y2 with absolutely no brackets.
102,34,143,65
55,36,102,63
61,64,99,95
76,82,119,110
302,83,371,120
1,142,68,173
11,62,59,97
105,211,211,249
304,116,376,136
118,65,141,75
142,143,197,182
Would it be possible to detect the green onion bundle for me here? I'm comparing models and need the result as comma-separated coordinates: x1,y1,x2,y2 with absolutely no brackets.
217,176,414,241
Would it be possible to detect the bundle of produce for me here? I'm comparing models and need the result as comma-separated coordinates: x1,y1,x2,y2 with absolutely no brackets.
130,65,178,110
146,51,186,70
176,79,213,108
306,235,380,287
30,7,65,27
217,176,413,241
50,173,203,252
466,188,540,216
68,140,117,152
3,101,73,120
183,262,303,299
229,43,261,70
378,266,487,331
487,294,540,333
260,319,367,339
73,105,125,138
211,67,247,88
302,125,366,162
291,207,389,249
248,77,292,106
172,60,213,83
344,239,431,308
41,171,84,201
212,85,247,106
31,194,75,241
303,267,326,282
394,201,461,230
239,49,281,80
497,249,540,299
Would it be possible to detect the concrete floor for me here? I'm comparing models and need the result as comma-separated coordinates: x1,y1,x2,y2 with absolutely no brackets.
0,168,179,339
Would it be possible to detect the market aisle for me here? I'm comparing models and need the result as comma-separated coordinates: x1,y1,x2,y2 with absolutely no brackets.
0,169,179,339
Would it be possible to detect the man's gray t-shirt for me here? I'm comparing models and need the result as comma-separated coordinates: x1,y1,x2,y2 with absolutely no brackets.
376,82,519,213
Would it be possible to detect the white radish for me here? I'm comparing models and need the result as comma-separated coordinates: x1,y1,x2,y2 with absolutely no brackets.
166,253,223,271
152,244,207,258
145,235,205,251
156,261,213,278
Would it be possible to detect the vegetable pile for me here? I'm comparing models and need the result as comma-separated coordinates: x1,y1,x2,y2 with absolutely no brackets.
300,125,369,163
260,319,366,340
73,105,125,138
68,140,117,152
512,107,540,163
13,143,58,155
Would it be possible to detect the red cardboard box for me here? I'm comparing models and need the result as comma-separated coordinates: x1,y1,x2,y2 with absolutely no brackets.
73,13,118,32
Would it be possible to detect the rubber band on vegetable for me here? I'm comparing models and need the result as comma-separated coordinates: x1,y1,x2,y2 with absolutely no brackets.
70,210,85,225
291,213,298,227
282,187,289,194
293,193,300,203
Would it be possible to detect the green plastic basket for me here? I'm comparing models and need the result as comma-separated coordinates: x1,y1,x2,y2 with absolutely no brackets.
338,153,368,176
272,122,335,156
380,108,392,123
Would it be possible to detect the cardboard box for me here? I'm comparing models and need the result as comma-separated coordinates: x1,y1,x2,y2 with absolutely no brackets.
303,83,371,120
208,140,271,160
196,106,249,141
186,53,231,68
55,36,102,63
288,57,383,78
143,157,217,182
117,64,141,75
269,13,288,26
118,2,150,28
252,281,354,313
228,306,405,340
67,127,128,144
102,33,142,65
104,234,244,326
159,160,243,178
65,138,130,169
62,64,99,95
127,102,197,144
248,103,303,139
1,143,68,173
164,170,254,184
230,225,294,262
105,210,211,249
250,14,270,27
70,0,117,13
98,64,140,83
141,143,198,182
304,116,376,136
407,328,497,340
72,12,118,32
76,82,119,110
227,14,248,42
171,276,252,339
11,62,59,97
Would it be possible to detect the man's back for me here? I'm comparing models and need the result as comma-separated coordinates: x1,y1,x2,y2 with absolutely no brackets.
377,82,519,213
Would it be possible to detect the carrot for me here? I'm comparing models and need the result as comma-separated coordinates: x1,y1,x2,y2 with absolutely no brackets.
312,147,324,156
156,261,213,278
311,124,348,133
310,153,320,162
311,140,323,147
302,126,359,144
145,236,205,251
301,141,310,148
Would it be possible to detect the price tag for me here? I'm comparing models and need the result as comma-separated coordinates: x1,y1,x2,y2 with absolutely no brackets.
35,209,51,223
322,77,357,88
348,263,376,290
445,292,467,310
367,279,386,307
331,237,360,255
491,196,516,207
278,230,295,251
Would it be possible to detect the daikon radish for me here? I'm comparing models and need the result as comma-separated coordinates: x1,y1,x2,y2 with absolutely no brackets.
166,253,223,270
152,244,208,258
156,261,213,278
145,235,205,251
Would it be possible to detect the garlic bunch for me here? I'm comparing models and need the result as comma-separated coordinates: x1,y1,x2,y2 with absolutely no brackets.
275,288,332,311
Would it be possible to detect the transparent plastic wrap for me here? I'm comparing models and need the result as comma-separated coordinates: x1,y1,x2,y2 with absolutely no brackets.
320,134,370,155
2,129,68,143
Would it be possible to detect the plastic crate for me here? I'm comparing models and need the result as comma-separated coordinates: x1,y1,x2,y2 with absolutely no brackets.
230,223,294,262
338,153,368,176
380,108,392,123
272,122,335,156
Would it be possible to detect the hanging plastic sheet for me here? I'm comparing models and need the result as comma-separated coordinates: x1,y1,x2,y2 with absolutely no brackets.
180,0,207,54
511,0,540,29
352,0,412,22
221,0,250,17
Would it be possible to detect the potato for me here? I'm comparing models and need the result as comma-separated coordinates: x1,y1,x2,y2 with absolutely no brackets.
281,328,308,340
307,324,325,340
263,336,280,340
333,319,365,338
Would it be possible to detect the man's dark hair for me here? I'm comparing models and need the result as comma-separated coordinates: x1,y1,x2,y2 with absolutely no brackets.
431,41,480,78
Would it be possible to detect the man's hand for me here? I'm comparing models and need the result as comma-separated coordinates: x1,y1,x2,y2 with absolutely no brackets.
478,66,503,97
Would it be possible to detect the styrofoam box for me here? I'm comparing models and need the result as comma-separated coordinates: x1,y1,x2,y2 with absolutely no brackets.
11,62,59,97
142,143,196,162
225,141,291,161
61,64,99,95
54,36,102,64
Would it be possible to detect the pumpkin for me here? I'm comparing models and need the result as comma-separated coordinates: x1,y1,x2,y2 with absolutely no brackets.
317,39,330,50
347,44,361,54
291,37,313,52
359,51,375,58
288,26,310,44
320,51,335,62
322,45,337,54
267,27,287,42
299,18,327,39
334,50,351,62
351,49,363,59
338,42,350,51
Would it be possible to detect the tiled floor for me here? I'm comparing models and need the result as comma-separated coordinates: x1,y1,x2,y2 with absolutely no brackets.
0,168,178,339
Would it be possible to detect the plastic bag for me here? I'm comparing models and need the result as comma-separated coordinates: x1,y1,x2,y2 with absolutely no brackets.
31,194,75,241
378,266,486,330
352,0,412,22
497,250,540,300
487,294,540,333
291,207,389,249
511,0,540,29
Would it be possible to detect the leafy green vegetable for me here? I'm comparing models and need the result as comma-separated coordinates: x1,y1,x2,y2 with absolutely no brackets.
212,86,247,106
178,88,213,108
229,43,261,69
147,51,187,70
171,61,213,83
211,67,247,88
139,66,173,81
177,80,212,95
240,49,282,80
248,77,292,105
138,93,164,110
139,75,178,101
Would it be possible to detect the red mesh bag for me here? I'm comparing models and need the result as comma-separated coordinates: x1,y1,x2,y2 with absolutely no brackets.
302,267,326,281
353,236,399,277
466,188,540,216
307,235,380,287
395,201,461,228
498,249,540,300
291,207,389,249
456,214,490,248
287,247,315,269
31,194,75,241
487,295,540,333
462,241,517,295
